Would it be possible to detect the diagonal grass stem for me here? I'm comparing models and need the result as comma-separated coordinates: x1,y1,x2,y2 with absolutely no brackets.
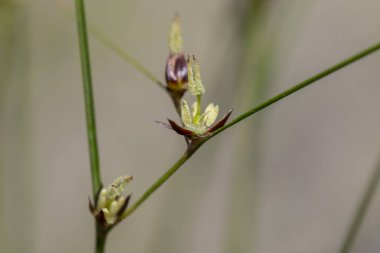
209,42,380,138
122,42,380,219
121,143,204,219
89,26,165,89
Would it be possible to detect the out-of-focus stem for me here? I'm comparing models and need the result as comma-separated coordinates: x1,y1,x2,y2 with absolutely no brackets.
339,156,380,253
0,1,33,252
88,26,165,89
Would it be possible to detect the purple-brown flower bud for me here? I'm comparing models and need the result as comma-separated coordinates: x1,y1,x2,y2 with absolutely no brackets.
165,53,188,92
165,15,188,113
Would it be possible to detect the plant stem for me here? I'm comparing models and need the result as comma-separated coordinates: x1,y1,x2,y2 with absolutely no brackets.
339,156,380,253
121,42,380,219
122,142,204,219
75,0,102,199
96,226,108,253
210,42,380,138
75,1,106,252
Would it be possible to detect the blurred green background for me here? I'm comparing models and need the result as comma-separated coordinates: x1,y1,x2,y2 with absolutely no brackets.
1,0,380,252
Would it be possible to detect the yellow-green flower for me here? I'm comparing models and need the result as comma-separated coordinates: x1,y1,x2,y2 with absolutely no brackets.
181,100,219,135
90,175,133,226
166,56,232,139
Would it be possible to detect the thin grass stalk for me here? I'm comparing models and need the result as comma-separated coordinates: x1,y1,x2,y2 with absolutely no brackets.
121,42,380,219
210,42,380,138
88,26,165,89
74,0,102,199
121,146,202,219
74,0,105,252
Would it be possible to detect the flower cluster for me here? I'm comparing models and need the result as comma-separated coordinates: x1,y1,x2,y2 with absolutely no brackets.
161,16,232,140
89,175,133,227
167,56,232,139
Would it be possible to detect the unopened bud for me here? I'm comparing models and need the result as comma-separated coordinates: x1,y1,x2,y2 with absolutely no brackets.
165,53,188,92
165,15,188,112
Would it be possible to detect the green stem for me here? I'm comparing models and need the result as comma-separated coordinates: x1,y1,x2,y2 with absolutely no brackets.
75,1,107,253
121,42,380,219
96,226,108,253
75,0,102,199
210,42,380,138
339,156,380,253
121,142,204,219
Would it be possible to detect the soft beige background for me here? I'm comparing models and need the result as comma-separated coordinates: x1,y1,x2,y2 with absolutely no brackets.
1,0,380,252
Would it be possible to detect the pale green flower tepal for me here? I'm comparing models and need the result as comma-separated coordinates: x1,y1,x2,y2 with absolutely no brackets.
181,100,192,127
204,103,219,126
181,100,219,135
179,57,219,135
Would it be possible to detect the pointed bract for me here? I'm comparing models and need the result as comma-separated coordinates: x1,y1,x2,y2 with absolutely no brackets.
97,209,107,227
208,110,233,133
89,197,95,213
168,119,195,136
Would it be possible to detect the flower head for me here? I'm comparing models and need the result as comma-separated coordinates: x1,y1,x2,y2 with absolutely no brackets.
181,100,219,135
165,56,232,139
89,175,133,227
